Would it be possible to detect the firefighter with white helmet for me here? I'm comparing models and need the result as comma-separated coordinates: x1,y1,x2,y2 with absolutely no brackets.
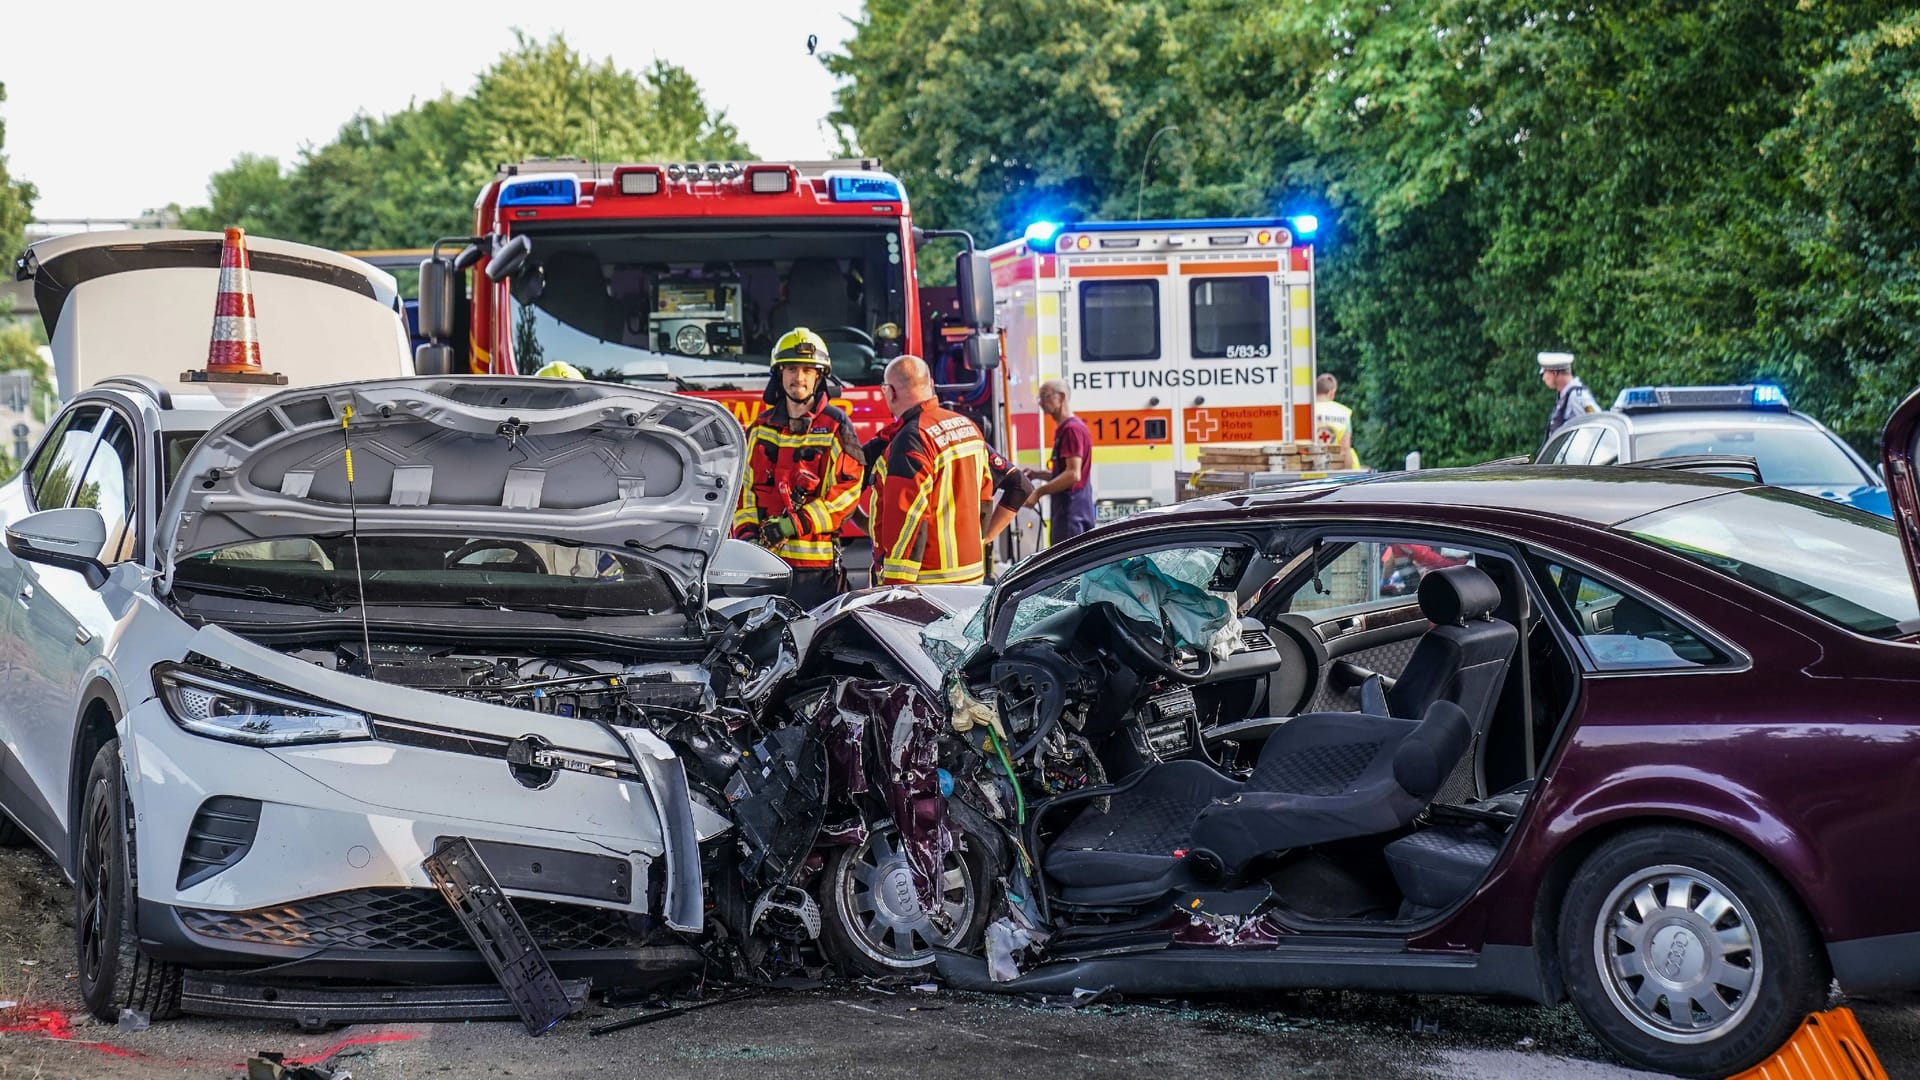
1538,351,1598,443
733,328,864,607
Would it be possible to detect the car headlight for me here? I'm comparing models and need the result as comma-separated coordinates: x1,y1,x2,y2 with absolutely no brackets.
155,668,371,747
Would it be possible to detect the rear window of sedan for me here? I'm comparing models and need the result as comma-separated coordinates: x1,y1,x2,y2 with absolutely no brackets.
1619,488,1920,638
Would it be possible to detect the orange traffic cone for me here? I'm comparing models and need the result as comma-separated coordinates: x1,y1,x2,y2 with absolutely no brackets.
206,226,263,375
183,226,286,396
1732,1007,1889,1079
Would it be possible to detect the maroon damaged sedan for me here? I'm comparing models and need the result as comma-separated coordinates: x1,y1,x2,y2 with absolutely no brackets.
788,390,1920,1078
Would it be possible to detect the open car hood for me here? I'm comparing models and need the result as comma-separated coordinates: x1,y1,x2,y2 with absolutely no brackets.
158,377,744,596
1885,386,1920,605
16,229,413,399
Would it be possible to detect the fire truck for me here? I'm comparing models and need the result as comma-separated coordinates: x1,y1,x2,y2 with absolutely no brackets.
412,159,997,444
984,218,1318,514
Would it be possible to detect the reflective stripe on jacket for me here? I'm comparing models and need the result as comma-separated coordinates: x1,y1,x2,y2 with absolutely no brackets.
869,401,1023,586
733,403,863,569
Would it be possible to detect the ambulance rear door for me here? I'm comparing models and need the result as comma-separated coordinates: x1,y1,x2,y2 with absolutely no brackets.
1056,231,1180,508
1169,228,1300,472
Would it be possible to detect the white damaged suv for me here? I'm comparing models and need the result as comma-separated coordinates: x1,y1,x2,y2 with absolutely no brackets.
0,373,802,1021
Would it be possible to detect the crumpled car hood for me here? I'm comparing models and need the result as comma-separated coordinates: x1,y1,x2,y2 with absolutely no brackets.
159,377,744,599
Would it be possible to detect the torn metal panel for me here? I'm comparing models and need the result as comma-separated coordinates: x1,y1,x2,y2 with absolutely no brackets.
723,724,826,887
708,595,809,711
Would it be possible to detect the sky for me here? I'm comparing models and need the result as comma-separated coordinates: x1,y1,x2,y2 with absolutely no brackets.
5,0,867,221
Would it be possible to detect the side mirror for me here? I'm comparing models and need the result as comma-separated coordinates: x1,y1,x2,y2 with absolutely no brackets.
954,249,995,330
484,234,533,282
417,257,458,341
964,332,1000,371
452,240,488,272
6,507,110,589
708,538,793,600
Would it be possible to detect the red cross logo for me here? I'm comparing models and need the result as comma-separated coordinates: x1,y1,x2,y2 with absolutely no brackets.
1185,409,1221,443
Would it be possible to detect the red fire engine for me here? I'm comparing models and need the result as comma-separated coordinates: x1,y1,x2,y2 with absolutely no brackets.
413,158,997,445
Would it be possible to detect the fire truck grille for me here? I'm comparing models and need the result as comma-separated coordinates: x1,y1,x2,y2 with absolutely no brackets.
180,888,637,952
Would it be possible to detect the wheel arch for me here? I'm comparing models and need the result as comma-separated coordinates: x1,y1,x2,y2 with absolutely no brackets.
1531,811,1830,1005
66,678,127,875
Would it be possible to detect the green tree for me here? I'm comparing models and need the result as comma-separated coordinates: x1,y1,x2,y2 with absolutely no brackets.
1763,9,1920,448
175,153,296,236
0,81,36,265
827,0,1196,248
175,34,749,253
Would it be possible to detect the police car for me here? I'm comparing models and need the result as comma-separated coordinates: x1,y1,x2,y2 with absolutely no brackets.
1538,384,1891,517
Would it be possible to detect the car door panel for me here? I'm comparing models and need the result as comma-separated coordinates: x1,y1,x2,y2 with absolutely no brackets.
1269,600,1427,716
9,407,132,851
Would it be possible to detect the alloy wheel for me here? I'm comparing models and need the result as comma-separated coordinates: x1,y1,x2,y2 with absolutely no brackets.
835,827,975,967
1592,863,1762,1044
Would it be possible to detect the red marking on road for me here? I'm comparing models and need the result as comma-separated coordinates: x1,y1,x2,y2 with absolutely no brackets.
282,1030,418,1066
0,1007,143,1058
222,1030,423,1070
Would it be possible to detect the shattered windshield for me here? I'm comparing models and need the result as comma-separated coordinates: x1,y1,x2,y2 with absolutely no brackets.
173,534,681,617
503,222,909,389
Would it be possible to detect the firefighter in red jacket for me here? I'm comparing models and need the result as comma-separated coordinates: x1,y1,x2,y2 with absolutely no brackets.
868,355,1032,586
733,328,864,608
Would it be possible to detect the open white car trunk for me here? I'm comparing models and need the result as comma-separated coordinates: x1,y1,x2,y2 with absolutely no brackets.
18,229,414,399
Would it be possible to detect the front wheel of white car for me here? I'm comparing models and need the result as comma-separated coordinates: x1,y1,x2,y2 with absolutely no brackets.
75,740,181,1022
1558,826,1824,1078
819,824,987,977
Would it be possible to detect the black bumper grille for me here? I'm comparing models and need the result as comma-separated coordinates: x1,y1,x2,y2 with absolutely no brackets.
177,796,262,889
180,888,638,953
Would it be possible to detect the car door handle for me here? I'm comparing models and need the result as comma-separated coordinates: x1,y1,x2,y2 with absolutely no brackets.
74,626,93,646
15,583,31,605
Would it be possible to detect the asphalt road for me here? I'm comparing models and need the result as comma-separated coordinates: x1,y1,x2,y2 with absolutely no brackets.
3,845,1917,1079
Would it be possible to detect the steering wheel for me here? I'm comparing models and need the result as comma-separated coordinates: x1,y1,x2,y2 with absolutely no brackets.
1099,603,1214,684
444,539,548,574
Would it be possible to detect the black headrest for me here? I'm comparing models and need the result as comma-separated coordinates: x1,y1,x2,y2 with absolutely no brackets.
1393,700,1472,799
1418,565,1501,626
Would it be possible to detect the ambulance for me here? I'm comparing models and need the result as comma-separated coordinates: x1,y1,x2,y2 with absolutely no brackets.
984,218,1317,514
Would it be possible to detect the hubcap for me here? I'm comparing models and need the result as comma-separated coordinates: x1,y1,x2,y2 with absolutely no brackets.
1593,864,1761,1044
837,828,974,968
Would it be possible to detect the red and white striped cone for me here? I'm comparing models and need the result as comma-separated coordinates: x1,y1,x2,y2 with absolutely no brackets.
206,226,263,375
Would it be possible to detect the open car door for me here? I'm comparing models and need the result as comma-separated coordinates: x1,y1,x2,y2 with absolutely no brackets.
1885,387,1920,607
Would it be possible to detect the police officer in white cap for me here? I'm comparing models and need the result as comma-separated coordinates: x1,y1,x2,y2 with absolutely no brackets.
1538,351,1598,442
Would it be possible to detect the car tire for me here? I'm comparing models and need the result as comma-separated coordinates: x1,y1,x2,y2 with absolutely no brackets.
819,823,989,978
0,813,28,847
75,740,182,1023
1558,826,1825,1078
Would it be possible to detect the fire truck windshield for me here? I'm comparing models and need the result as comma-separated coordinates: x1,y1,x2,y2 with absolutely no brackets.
503,221,907,389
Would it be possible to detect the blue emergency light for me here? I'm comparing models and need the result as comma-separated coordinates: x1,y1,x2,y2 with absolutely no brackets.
498,176,579,208
1289,214,1320,238
1613,384,1792,412
828,174,904,203
1023,220,1063,252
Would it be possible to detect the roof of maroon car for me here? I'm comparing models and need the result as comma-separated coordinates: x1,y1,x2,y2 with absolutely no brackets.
1178,465,1748,528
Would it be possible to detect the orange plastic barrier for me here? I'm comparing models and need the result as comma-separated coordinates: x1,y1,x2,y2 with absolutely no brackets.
1730,1007,1888,1079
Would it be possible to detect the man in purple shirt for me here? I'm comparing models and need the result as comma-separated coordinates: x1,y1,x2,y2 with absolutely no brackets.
1025,378,1097,544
